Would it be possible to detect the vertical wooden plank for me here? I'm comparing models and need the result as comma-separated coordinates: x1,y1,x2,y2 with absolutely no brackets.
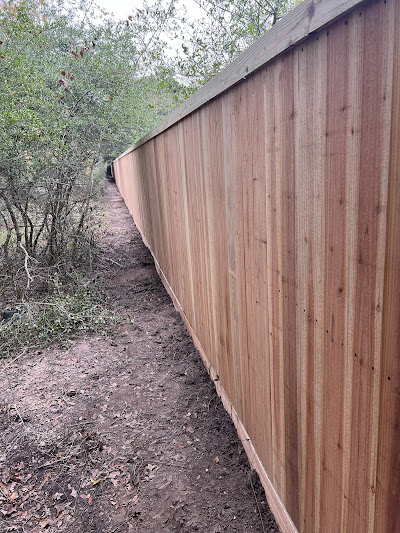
197,106,218,373
264,60,286,501
223,89,243,418
242,70,274,479
199,104,219,375
167,125,189,308
237,78,251,433
233,83,251,425
147,139,167,274
294,28,327,533
277,50,300,527
152,135,172,284
375,0,400,531
181,115,200,334
178,122,196,329
196,110,214,363
319,16,349,533
348,2,394,531
201,100,235,399
183,112,214,363
340,7,362,533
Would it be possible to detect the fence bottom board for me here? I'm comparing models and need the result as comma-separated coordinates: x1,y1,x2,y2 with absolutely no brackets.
130,215,298,533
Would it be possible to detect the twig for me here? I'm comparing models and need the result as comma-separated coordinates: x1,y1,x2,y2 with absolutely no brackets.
9,404,27,428
0,210,11,259
110,521,129,533
104,256,123,267
109,403,128,427
0,349,28,376
19,242,36,291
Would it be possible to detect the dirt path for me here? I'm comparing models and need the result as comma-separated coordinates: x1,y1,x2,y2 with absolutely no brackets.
0,181,279,533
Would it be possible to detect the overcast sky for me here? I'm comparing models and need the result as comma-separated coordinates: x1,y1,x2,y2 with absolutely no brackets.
94,0,203,22
92,0,203,56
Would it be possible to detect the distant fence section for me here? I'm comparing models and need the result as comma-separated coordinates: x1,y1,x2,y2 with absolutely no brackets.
113,0,400,531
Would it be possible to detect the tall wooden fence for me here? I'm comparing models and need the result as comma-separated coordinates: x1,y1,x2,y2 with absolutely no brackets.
113,0,400,531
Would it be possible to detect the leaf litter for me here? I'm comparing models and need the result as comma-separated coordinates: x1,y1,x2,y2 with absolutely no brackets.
0,181,279,533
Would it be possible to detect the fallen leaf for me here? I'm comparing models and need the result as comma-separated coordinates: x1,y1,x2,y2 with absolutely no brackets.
70,488,77,498
2,468,11,483
9,492,18,502
55,503,66,516
214,456,220,464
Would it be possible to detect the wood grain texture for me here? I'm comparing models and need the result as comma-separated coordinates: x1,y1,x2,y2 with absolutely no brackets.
374,1,400,531
113,1,399,531
115,0,369,159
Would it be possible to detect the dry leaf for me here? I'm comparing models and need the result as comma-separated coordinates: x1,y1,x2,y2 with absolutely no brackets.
55,503,65,516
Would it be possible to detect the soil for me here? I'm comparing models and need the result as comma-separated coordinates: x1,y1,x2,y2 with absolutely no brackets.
0,180,280,533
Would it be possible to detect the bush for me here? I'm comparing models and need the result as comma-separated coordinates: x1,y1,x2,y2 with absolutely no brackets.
0,274,121,359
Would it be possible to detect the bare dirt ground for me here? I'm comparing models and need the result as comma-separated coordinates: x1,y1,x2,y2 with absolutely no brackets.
0,180,279,533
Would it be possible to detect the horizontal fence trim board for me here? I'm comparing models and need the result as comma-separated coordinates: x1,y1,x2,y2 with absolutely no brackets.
129,210,299,533
115,0,368,161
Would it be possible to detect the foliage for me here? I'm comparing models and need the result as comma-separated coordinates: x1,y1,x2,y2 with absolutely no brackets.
0,0,185,297
176,0,302,91
0,0,301,311
0,273,121,358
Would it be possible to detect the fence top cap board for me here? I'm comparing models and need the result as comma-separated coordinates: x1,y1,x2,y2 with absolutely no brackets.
115,0,367,162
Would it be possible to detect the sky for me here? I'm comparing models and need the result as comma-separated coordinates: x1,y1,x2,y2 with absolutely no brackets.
93,0,203,55
94,0,203,23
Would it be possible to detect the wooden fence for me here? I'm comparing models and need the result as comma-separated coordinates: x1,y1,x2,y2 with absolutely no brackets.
113,0,400,531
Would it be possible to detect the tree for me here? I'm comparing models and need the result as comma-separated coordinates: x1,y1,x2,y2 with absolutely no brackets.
0,0,185,296
176,0,301,91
